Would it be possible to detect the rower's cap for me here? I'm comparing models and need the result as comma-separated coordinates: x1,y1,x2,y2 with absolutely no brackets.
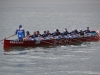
19,24,22,27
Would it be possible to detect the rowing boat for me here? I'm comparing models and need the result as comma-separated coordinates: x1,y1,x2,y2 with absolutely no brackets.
3,30,100,51
4,32,100,51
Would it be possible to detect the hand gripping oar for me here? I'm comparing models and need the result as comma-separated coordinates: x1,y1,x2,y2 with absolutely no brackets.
0,34,16,42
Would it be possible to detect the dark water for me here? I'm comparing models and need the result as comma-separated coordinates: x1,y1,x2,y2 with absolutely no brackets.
0,0,100,75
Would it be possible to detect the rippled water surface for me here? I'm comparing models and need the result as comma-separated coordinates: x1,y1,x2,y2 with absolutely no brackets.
0,0,100,75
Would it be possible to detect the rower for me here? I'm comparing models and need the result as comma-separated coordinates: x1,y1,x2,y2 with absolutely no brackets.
70,29,78,38
84,27,90,33
42,31,48,38
62,28,69,35
70,29,76,35
36,31,41,36
34,31,43,40
75,29,79,34
53,29,62,39
15,24,25,40
84,27,91,36
23,31,31,41
79,29,84,37
31,31,38,38
46,30,51,36
52,29,57,36
56,29,61,36
62,28,70,38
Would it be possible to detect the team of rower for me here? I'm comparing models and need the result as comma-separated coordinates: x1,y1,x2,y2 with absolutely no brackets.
15,25,95,41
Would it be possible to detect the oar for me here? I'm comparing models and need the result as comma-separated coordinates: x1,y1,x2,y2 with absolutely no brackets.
0,34,16,42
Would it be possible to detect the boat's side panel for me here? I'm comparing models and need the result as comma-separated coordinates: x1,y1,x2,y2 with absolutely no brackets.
4,38,81,49
80,35,100,42
3,35,100,49
3,39,54,49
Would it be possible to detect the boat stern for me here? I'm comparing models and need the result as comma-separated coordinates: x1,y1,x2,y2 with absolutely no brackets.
3,39,11,50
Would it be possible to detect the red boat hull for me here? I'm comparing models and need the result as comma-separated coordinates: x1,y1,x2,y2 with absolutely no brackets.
4,35,100,51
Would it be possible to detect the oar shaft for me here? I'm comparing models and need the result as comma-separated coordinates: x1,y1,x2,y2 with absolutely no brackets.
0,34,16,42
5,34,16,39
0,39,4,42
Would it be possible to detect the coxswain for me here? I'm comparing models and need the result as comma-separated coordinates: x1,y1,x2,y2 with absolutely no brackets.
15,24,25,40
